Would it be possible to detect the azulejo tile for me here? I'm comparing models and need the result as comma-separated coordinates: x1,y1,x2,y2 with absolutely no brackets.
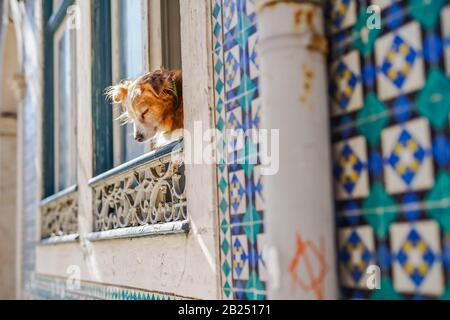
381,118,434,194
334,136,369,200
222,0,239,35
416,69,450,130
409,0,447,29
390,220,444,296
329,0,357,34
253,166,264,212
371,0,403,11
443,6,450,76
229,169,247,215
339,225,376,289
242,0,257,29
356,93,389,147
247,31,259,82
329,0,449,300
224,44,242,94
256,233,267,282
330,51,363,116
425,172,450,233
363,182,397,238
214,0,266,300
232,235,250,281
353,8,382,56
375,22,425,101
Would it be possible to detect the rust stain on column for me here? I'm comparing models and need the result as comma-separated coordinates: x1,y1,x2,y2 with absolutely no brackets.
300,64,315,110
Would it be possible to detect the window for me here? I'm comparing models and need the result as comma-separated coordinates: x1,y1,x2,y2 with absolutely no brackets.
160,0,181,70
41,0,78,240
111,0,182,166
43,0,77,197
53,18,77,192
90,0,186,236
93,0,182,174
112,0,150,165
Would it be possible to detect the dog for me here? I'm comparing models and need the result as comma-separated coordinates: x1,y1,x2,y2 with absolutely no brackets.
106,68,183,149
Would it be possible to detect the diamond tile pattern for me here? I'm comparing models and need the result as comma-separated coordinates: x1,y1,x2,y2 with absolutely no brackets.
328,0,450,299
213,0,266,300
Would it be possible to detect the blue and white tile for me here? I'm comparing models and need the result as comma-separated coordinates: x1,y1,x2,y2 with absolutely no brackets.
390,220,444,296
248,31,260,81
253,166,264,212
371,0,403,10
333,136,369,200
223,0,239,35
224,44,242,94
232,235,250,281
339,226,376,288
229,170,247,215
331,50,363,116
381,118,434,194
257,233,267,282
375,22,425,101
329,0,357,34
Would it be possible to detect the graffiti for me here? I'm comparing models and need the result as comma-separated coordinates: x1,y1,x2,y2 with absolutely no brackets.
289,233,329,299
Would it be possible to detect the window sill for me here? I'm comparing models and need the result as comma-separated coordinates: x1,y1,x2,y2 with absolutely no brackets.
86,219,190,242
39,234,79,246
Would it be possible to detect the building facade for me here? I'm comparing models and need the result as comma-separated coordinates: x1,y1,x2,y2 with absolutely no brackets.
0,0,449,300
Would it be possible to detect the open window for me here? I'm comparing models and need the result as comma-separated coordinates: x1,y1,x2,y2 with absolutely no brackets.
89,0,187,238
111,0,182,166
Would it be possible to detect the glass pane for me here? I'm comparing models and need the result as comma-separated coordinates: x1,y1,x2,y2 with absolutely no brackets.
161,0,181,70
118,0,147,164
55,25,76,192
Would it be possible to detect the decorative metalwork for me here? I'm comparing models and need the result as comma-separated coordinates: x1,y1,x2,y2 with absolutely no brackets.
92,148,187,232
41,190,78,239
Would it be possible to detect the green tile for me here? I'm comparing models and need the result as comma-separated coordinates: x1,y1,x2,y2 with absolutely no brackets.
409,0,447,29
370,277,403,300
426,172,450,233
353,9,381,56
363,183,397,238
357,93,389,147
416,69,450,129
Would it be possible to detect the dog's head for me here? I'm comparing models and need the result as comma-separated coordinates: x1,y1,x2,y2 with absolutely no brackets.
105,68,179,142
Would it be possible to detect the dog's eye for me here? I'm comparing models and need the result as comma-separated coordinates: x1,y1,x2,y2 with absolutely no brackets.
140,109,149,120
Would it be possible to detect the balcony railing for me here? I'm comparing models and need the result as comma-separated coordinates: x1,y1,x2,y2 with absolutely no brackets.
88,139,188,239
40,185,79,242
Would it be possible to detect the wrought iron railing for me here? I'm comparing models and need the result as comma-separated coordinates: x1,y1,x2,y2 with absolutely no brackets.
88,140,188,235
40,186,79,240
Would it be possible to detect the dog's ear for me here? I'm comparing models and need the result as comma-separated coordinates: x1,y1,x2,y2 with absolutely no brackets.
105,80,132,104
144,69,172,95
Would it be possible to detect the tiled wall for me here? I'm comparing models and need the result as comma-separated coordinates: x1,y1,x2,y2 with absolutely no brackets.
212,0,267,299
328,0,450,299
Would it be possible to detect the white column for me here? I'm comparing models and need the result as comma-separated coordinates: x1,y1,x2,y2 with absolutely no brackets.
256,0,337,299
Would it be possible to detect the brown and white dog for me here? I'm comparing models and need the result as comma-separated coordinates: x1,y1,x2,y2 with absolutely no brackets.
106,68,183,149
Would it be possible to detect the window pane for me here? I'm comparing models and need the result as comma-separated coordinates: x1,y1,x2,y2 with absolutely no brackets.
118,0,147,164
54,24,77,192
161,0,181,70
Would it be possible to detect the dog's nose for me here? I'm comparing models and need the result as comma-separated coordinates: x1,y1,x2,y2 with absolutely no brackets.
135,133,144,142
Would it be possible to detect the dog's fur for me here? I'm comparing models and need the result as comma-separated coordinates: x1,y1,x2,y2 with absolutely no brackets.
105,68,183,147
